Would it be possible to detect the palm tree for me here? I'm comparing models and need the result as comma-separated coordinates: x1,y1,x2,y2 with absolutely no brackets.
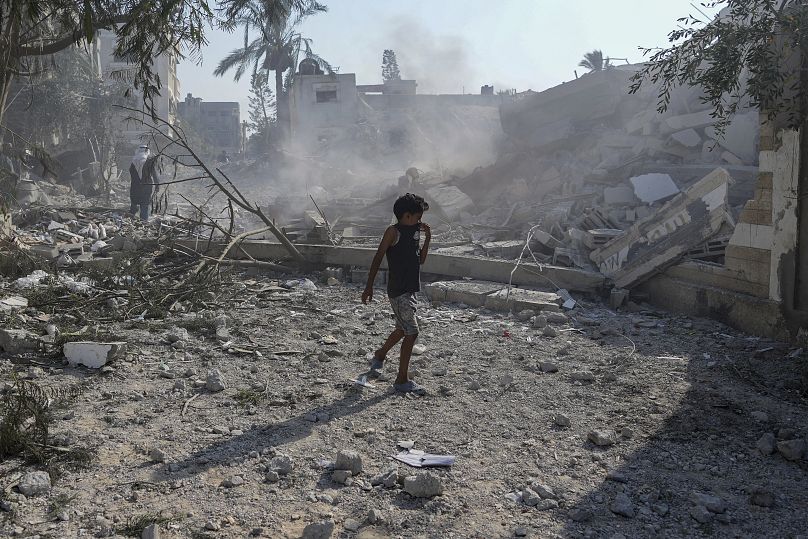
578,50,611,72
214,0,329,141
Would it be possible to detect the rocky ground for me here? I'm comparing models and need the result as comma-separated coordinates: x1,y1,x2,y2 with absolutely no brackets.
1,273,807,539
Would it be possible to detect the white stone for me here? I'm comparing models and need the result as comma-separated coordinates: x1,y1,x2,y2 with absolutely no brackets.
670,128,702,148
63,341,127,368
334,450,362,474
629,173,679,203
404,472,443,498
17,471,51,496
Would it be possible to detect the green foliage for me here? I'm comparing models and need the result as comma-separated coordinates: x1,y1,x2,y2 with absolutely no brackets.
214,0,330,131
248,70,276,155
1,1,327,123
630,1,808,136
0,374,85,463
118,513,172,537
579,49,610,72
382,49,401,82
234,387,267,407
47,492,77,519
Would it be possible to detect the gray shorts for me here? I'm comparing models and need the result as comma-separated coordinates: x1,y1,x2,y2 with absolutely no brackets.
389,293,419,336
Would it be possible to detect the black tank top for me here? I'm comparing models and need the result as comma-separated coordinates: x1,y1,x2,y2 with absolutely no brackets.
386,223,421,298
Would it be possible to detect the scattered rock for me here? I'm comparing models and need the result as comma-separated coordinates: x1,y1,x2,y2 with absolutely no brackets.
543,326,558,338
204,520,220,531
756,432,776,455
17,471,51,496
302,519,335,539
571,371,595,383
690,491,727,513
535,498,559,510
750,410,769,422
532,315,547,329
553,414,571,428
514,527,528,537
403,472,443,498
366,509,384,525
750,488,774,507
141,523,160,539
521,488,541,506
689,504,713,523
546,312,569,324
270,455,293,475
605,470,628,483
334,449,363,474
206,369,227,392
540,361,559,373
149,448,167,463
609,493,635,518
530,482,557,500
332,470,352,484
265,471,280,483
344,518,361,532
412,344,426,355
776,439,805,461
221,475,244,488
588,429,617,447
568,508,592,522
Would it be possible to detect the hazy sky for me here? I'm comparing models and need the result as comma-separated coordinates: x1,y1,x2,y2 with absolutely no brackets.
178,0,715,118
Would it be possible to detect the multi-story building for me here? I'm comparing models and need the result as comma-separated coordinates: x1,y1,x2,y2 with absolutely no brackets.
176,93,242,156
97,30,180,144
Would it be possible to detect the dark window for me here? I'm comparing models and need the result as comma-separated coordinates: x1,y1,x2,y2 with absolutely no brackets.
316,90,338,103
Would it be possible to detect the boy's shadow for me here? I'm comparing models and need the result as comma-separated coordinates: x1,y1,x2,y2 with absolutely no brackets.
158,389,393,480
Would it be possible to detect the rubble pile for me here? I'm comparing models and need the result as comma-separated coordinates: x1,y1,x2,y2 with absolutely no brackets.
439,69,758,281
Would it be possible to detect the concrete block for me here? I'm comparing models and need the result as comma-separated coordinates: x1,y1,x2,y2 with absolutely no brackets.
0,329,41,354
424,280,506,307
426,185,475,221
592,168,733,289
662,110,714,133
721,151,744,166
603,185,636,206
670,128,702,148
485,287,562,313
705,112,759,164
63,341,127,368
629,173,680,204
482,240,524,259
29,244,60,259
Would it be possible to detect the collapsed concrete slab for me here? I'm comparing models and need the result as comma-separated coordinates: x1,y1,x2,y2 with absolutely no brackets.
64,341,127,368
590,168,733,289
171,242,606,293
424,280,562,313
629,173,680,204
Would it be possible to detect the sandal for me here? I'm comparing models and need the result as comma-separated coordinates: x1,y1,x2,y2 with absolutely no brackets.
393,380,427,395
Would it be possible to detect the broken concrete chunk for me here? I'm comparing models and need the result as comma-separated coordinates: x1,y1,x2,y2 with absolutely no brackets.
334,450,363,475
603,184,637,206
776,439,806,461
662,109,715,132
0,329,41,354
206,369,227,392
403,472,443,498
17,471,51,497
301,519,335,539
587,429,617,447
670,128,702,148
629,173,679,204
63,341,127,368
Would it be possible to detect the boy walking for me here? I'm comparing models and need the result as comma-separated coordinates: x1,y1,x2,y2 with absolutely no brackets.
361,193,431,394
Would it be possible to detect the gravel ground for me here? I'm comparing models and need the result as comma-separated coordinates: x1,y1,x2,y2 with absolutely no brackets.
1,275,807,539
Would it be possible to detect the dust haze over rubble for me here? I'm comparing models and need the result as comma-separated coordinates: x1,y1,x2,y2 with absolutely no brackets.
2,1,808,539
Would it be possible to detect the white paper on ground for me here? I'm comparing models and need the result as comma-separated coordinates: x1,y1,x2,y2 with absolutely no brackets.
392,451,456,468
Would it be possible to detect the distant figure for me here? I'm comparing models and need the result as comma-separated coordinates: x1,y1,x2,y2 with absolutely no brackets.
129,145,158,220
217,150,230,164
361,193,432,395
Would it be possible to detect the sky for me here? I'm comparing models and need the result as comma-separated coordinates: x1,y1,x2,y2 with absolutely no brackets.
177,0,716,120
